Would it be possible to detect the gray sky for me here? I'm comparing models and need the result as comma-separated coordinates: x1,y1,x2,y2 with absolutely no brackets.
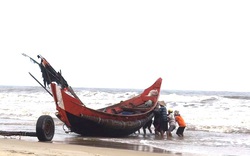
1,0,250,92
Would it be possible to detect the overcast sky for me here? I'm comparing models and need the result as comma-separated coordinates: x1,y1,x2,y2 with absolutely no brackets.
1,1,250,92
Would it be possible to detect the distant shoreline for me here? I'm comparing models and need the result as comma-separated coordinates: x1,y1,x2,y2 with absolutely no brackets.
1,85,250,94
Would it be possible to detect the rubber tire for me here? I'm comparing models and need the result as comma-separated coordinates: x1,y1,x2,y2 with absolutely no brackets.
36,115,55,141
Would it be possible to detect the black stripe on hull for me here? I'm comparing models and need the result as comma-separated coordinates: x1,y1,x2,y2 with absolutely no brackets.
66,112,154,137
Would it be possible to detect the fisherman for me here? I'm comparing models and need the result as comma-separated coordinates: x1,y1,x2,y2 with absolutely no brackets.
154,101,168,138
142,118,153,135
167,109,176,137
174,110,186,137
153,105,161,135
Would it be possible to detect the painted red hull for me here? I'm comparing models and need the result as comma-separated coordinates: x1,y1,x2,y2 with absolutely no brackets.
50,78,162,137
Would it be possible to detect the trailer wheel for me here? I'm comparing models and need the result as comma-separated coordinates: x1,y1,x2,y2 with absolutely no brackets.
36,115,55,141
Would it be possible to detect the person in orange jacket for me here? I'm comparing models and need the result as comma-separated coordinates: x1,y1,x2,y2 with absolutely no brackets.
174,110,186,137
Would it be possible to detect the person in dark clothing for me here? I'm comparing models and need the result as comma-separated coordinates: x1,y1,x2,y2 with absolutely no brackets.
159,101,168,137
153,105,161,136
142,118,153,135
154,101,168,138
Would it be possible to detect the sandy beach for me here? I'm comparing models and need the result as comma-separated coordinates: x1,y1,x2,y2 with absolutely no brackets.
0,138,188,156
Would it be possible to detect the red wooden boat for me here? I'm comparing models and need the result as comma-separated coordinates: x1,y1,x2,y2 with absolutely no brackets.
23,54,162,137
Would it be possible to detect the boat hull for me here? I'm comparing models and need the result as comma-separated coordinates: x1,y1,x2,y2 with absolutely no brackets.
51,77,162,137
64,111,154,137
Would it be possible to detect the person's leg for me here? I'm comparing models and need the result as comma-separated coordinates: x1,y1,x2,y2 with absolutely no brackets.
176,127,182,137
166,131,171,137
143,127,146,135
160,130,165,138
148,120,153,134
160,124,165,138
148,126,152,133
180,127,185,137
154,124,160,135
167,125,174,137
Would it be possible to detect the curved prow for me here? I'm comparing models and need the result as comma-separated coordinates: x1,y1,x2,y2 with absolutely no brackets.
103,77,162,114
142,77,162,96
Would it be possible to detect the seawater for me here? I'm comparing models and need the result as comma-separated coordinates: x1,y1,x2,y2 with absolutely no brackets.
0,86,250,155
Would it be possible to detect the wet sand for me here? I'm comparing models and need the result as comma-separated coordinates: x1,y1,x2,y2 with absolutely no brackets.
0,138,190,156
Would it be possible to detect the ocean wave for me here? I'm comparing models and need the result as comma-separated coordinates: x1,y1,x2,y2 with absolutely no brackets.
223,95,250,100
200,97,218,103
187,124,250,134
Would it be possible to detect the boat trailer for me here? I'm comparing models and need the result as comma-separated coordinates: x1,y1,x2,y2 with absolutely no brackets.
0,115,55,142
